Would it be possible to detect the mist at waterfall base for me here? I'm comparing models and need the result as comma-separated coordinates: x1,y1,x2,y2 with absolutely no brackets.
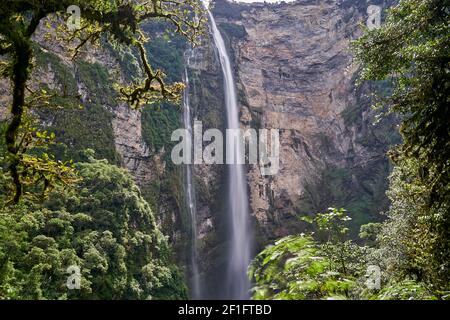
183,6,254,300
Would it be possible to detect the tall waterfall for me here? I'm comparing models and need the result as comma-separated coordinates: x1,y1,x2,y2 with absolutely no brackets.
182,67,201,299
206,9,252,299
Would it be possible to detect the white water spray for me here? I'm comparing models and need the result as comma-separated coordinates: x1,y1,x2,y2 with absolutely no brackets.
183,67,201,299
206,8,252,299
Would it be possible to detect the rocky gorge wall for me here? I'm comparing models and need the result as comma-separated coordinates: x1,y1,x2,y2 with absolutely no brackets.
205,0,398,245
175,0,398,296
0,18,189,261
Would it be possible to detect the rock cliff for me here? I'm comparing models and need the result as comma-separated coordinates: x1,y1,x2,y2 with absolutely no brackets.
0,18,187,254
204,0,398,245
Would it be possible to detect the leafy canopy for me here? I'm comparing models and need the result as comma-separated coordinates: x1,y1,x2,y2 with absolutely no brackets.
250,209,366,300
353,0,449,207
0,156,187,299
353,0,449,293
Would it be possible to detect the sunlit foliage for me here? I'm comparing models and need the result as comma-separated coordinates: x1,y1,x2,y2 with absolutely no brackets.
0,155,186,299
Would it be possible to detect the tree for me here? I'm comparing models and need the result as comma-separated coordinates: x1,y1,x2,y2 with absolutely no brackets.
376,157,449,294
0,0,206,204
248,235,355,300
0,155,187,299
353,0,449,206
353,0,449,294
249,209,367,300
249,207,440,300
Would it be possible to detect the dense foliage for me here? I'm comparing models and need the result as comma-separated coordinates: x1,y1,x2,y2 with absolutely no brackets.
249,208,440,300
0,155,187,299
250,209,366,300
250,235,354,300
375,157,449,295
353,0,449,293
354,1,449,205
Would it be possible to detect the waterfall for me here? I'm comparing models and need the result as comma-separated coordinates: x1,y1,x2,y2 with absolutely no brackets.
182,67,201,299
206,9,252,299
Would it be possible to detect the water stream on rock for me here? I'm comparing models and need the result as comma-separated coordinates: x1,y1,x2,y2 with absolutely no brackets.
182,67,201,299
206,8,252,300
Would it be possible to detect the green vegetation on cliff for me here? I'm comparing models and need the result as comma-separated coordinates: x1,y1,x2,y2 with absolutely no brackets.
0,155,187,299
353,0,449,292
250,208,438,300
0,0,206,300
51,61,119,164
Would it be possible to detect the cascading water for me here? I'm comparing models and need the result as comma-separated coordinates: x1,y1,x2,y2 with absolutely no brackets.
182,67,201,299
205,8,252,299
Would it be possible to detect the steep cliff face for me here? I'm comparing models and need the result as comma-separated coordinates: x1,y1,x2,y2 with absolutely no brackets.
0,19,187,254
208,0,398,243
177,0,397,296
